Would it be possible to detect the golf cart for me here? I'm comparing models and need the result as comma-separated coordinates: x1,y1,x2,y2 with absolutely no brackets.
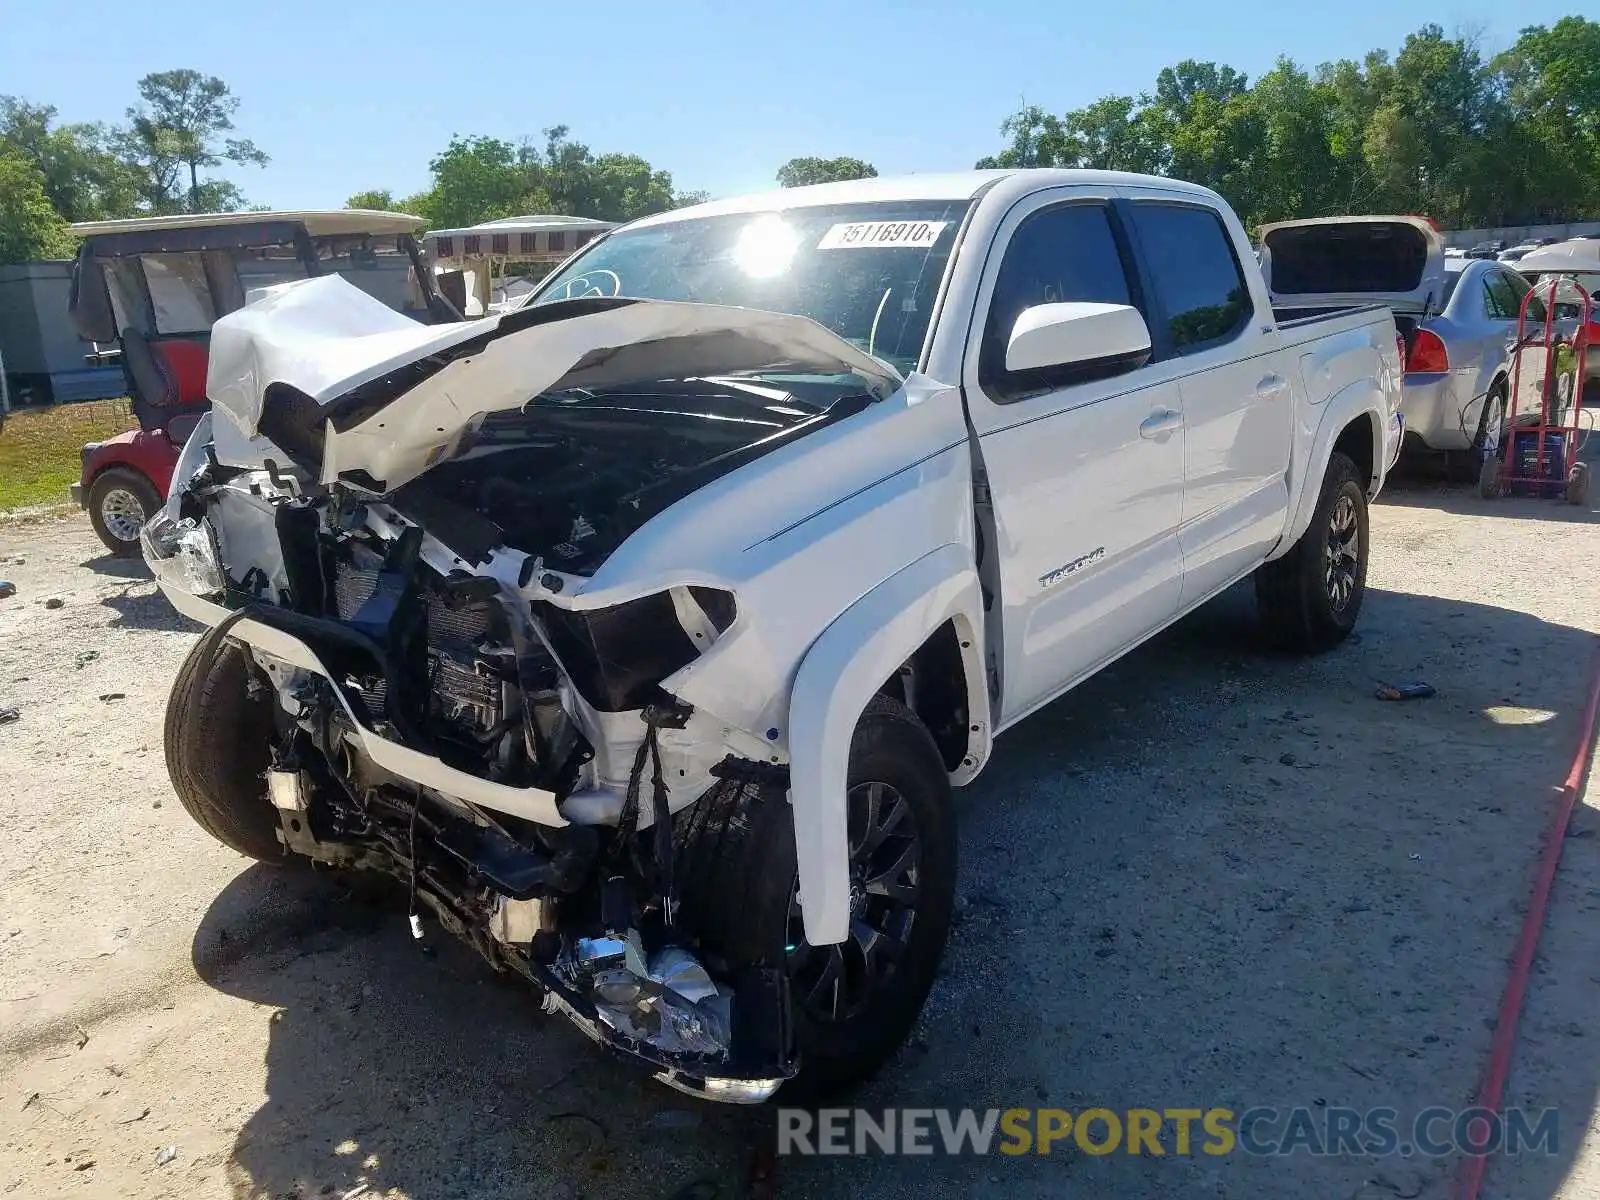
422,214,614,317
66,209,459,555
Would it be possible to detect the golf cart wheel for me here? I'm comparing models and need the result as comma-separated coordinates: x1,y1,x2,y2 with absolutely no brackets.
165,624,291,863
677,694,955,1101
1569,462,1591,507
1254,451,1369,653
87,467,160,557
1478,452,1504,500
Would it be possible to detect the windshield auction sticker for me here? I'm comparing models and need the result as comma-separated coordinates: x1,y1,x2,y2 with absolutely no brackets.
817,220,948,250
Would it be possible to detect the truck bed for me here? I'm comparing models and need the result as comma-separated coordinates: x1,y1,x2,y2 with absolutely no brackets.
1274,303,1416,356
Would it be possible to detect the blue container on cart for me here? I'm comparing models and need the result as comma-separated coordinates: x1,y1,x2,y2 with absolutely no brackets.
1511,429,1568,493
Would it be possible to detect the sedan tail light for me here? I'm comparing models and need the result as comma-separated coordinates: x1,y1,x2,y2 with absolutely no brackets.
1405,329,1449,375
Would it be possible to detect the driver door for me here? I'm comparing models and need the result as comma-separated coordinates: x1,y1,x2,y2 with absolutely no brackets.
963,190,1186,726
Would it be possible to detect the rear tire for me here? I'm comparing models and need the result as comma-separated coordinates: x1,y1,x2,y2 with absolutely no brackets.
677,694,955,1100
1255,451,1369,653
87,467,159,558
1569,462,1591,507
1478,452,1504,500
165,624,289,863
1471,379,1507,467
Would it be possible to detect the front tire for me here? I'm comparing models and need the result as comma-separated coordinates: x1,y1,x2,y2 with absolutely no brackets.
87,467,159,557
1255,451,1369,653
677,695,956,1100
165,624,290,862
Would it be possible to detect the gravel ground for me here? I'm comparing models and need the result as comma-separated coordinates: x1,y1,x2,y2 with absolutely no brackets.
1,464,1597,1200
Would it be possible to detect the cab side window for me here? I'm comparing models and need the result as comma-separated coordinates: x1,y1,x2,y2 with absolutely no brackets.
1126,202,1252,355
980,203,1138,401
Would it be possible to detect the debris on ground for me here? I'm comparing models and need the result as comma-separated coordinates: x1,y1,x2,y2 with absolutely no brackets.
0,582,14,600
73,1024,88,1050
0,708,18,726
42,597,63,610
74,651,99,669
115,1107,150,1125
98,693,125,703
153,1145,177,1166
1376,681,1436,701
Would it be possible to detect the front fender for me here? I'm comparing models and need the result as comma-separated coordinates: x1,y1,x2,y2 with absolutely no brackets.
82,427,179,496
787,543,988,945
1275,379,1390,556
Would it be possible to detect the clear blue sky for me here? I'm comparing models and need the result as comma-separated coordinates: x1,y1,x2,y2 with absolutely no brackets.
0,0,1582,210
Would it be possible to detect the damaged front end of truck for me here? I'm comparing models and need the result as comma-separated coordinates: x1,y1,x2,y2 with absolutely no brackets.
143,276,988,1101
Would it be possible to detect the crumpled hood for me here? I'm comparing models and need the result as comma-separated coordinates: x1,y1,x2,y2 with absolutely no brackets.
206,275,902,490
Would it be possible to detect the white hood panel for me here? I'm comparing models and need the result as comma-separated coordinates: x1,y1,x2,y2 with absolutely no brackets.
205,275,902,491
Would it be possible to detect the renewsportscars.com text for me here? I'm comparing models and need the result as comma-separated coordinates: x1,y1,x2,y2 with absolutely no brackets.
777,1106,1559,1157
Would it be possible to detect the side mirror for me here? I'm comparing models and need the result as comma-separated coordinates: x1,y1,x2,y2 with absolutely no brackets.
1006,302,1152,377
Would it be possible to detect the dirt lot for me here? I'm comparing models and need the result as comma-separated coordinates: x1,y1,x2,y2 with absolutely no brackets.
1,466,1598,1200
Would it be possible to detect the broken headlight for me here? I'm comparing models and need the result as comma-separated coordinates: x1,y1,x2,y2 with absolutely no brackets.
143,511,224,597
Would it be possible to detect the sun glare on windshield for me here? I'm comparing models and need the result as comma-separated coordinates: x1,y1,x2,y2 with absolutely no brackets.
732,214,799,279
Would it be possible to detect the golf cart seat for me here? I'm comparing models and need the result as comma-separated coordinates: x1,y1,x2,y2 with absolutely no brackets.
124,329,209,440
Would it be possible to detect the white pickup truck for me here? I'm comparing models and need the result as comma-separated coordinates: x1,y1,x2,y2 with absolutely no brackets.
142,169,1403,1103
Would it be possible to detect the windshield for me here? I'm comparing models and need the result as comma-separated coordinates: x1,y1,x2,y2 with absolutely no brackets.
234,235,424,314
531,200,973,374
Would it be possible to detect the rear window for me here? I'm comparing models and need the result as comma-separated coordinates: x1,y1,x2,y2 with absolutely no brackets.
1265,222,1428,295
1128,202,1251,354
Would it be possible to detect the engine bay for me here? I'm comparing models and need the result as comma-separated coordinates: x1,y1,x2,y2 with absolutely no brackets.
384,376,872,573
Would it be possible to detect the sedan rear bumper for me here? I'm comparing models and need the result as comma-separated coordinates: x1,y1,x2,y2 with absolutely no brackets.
1400,371,1480,451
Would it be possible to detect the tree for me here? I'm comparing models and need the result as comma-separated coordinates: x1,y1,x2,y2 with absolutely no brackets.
0,97,141,222
121,70,268,213
975,19,1600,231
371,126,703,229
0,150,73,261
345,188,401,211
420,135,541,228
775,156,878,187
975,105,1078,168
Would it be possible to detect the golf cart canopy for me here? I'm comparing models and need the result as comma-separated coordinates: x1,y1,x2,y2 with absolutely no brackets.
424,214,617,316
67,209,453,344
71,209,425,255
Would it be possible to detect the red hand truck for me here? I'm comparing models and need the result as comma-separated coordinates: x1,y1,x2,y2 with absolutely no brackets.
1478,276,1591,505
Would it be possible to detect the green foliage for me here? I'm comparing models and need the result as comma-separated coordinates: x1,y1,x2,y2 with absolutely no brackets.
120,69,269,213
0,98,142,222
345,189,398,211
978,18,1600,230
350,125,705,230
0,149,73,261
775,156,878,187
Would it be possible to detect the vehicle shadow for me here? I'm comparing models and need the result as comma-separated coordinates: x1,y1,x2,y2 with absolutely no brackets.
200,582,1600,1199
99,583,200,633
79,553,152,580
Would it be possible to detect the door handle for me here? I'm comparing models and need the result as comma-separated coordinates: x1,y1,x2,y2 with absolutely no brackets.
1256,373,1288,399
1139,409,1183,440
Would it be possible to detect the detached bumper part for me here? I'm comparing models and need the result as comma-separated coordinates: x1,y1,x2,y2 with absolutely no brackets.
530,946,793,1104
